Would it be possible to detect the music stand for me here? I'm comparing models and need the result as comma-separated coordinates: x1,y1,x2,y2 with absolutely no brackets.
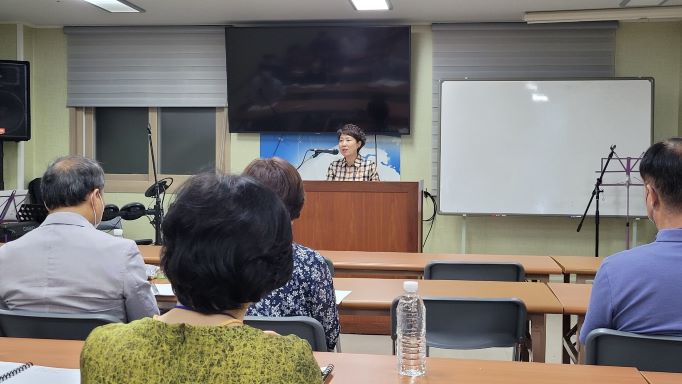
0,190,17,223
599,152,644,250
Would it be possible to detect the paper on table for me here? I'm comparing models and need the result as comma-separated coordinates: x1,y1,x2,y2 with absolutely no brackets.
335,290,351,305
144,264,160,279
0,362,80,383
154,283,174,296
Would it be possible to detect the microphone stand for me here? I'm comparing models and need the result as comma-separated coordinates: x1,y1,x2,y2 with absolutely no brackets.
577,145,616,257
147,125,163,245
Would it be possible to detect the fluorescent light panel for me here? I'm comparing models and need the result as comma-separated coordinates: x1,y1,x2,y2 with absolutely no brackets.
625,0,668,6
83,0,145,13
350,0,391,11
524,5,682,23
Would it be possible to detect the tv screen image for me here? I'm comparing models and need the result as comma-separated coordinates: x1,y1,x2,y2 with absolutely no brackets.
226,26,410,134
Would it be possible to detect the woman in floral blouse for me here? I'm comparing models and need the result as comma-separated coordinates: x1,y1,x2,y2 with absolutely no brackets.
244,157,340,350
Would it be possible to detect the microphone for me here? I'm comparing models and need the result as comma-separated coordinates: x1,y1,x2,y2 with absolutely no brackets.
120,202,149,221
102,204,120,222
144,180,168,198
311,148,339,158
101,203,151,221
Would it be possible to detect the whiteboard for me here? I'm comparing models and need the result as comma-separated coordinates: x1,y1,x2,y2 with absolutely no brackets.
438,79,652,216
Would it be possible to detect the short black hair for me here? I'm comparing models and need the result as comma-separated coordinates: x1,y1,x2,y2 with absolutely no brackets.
41,155,105,210
161,172,293,314
640,137,682,210
337,123,366,152
243,157,305,220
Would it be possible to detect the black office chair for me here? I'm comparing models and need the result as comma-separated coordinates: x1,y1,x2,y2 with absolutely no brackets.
424,261,525,281
0,309,120,340
390,297,527,361
244,315,329,352
322,256,335,277
585,328,682,373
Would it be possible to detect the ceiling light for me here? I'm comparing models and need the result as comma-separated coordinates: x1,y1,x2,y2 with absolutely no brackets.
524,5,682,23
350,0,391,11
532,94,549,102
83,0,145,13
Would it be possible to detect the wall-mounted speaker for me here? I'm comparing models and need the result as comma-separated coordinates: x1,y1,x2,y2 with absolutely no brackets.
0,60,30,141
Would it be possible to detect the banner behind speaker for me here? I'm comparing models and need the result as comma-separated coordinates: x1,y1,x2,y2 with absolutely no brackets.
0,60,30,141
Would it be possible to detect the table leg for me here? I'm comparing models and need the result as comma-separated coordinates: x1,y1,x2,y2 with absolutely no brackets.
561,273,571,364
576,316,585,364
529,313,546,363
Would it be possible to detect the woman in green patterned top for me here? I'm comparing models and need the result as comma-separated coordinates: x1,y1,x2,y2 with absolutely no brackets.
80,173,322,384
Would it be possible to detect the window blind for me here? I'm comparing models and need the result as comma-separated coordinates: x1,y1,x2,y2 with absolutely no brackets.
65,26,226,107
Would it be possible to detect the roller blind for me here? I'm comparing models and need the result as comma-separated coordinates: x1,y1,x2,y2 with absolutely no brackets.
431,22,617,196
65,26,227,107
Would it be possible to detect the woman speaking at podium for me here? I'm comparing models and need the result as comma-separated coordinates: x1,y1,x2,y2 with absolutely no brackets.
326,123,380,181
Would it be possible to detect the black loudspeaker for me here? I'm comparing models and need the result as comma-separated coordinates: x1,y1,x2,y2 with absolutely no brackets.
0,60,30,141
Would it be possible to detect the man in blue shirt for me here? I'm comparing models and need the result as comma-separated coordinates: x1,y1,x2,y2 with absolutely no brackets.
580,138,682,344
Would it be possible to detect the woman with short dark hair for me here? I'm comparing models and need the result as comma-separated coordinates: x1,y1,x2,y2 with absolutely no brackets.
244,157,340,350
80,173,321,384
326,123,380,181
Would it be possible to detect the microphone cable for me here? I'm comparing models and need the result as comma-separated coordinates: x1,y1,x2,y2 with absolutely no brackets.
422,189,438,249
374,134,378,165
296,149,314,170
271,136,284,157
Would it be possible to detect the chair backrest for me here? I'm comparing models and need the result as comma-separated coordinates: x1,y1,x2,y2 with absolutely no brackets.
424,261,525,281
390,297,527,359
0,309,120,340
585,328,682,373
244,315,328,352
322,256,334,277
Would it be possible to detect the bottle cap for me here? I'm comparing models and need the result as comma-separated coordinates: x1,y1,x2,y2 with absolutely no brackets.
112,228,123,237
403,280,418,293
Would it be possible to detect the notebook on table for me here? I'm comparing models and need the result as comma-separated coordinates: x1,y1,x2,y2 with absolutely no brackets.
0,362,79,383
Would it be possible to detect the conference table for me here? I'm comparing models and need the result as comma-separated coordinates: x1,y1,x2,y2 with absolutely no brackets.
140,245,564,282
547,283,592,364
139,244,162,265
320,250,563,281
551,256,603,283
640,371,682,384
0,337,655,384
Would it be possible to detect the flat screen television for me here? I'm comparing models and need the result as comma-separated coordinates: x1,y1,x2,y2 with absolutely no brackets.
226,26,410,134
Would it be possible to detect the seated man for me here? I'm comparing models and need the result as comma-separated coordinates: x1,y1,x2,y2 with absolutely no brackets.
580,138,682,343
0,155,159,322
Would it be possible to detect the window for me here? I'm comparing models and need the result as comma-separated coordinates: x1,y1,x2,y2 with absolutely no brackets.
95,107,149,174
71,107,229,193
159,108,216,175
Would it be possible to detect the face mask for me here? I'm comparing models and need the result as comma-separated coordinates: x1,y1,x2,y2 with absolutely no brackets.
91,192,104,228
645,185,656,226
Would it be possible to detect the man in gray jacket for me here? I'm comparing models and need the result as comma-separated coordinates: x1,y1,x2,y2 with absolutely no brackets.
0,155,159,322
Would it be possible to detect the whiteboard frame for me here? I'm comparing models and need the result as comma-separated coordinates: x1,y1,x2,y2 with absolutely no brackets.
436,77,654,217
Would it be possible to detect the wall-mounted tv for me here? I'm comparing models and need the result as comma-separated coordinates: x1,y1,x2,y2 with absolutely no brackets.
226,25,410,134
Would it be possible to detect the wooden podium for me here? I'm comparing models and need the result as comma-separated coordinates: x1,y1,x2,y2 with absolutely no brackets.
294,181,422,252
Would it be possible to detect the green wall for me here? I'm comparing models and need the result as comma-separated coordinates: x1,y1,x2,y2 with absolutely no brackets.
615,22,682,141
0,22,678,251
0,25,17,56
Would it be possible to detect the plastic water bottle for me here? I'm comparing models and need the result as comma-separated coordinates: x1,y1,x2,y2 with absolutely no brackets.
396,280,426,377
